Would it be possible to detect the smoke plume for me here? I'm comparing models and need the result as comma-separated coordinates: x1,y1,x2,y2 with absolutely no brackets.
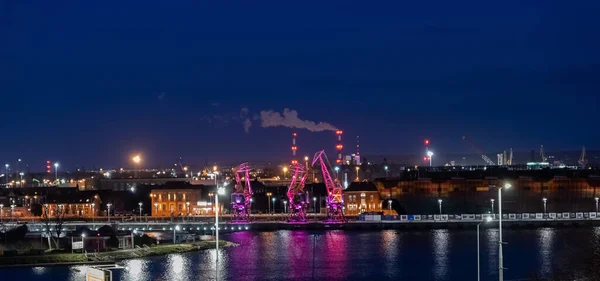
260,108,337,132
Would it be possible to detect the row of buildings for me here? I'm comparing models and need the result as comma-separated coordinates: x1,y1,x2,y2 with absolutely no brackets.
2,168,600,217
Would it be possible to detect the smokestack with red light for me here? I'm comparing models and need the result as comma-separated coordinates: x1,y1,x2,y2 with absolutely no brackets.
291,132,298,164
424,139,430,164
46,160,51,174
335,130,343,164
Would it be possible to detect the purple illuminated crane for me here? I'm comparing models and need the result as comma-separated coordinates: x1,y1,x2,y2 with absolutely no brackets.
231,163,253,223
286,163,309,223
312,150,346,223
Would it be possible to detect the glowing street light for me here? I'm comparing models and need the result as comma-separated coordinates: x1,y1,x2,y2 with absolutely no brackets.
355,166,360,182
388,200,392,213
132,155,141,178
491,199,495,215
384,166,389,177
427,151,434,167
595,197,599,213
283,167,288,179
106,203,112,222
54,162,59,183
437,199,442,214
138,202,143,219
542,198,547,213
266,192,273,214
313,196,317,214
334,166,340,179
498,182,511,281
283,200,288,214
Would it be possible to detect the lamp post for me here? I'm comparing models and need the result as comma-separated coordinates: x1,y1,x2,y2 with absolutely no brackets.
491,199,495,216
91,203,95,225
384,166,389,177
132,155,141,178
53,163,59,183
438,199,442,214
355,166,360,182
173,225,180,244
10,205,15,221
313,197,317,214
283,167,288,179
215,186,225,281
542,198,547,213
498,183,511,281
266,192,272,214
138,202,143,220
427,151,434,167
388,200,392,213
283,200,288,214
106,203,112,223
477,216,493,281
334,166,340,180
272,197,276,214
595,197,599,213
4,164,9,186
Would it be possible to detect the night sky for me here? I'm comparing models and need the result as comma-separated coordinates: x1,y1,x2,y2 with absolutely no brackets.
1,1,599,170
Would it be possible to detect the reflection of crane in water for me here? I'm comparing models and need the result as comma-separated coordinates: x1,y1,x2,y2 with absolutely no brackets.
312,150,346,223
286,163,309,223
462,136,496,166
231,163,253,223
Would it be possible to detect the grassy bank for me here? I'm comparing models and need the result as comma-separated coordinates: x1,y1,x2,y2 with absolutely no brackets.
0,240,235,267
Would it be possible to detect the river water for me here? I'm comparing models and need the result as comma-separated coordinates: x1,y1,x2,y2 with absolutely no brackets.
2,227,597,281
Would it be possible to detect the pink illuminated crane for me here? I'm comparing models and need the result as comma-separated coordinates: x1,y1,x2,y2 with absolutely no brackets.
231,163,253,222
312,150,346,223
286,163,309,223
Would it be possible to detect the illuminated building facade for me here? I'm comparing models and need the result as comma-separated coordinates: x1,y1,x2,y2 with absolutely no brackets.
343,182,382,215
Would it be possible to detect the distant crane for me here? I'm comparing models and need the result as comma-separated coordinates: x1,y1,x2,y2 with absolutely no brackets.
540,145,548,162
462,136,496,166
578,146,587,168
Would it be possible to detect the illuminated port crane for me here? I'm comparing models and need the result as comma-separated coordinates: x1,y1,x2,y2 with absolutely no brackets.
286,163,309,223
231,163,253,223
312,150,346,223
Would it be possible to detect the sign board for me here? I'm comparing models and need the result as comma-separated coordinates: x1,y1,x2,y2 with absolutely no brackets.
87,267,112,281
414,215,421,221
576,212,583,219
72,241,83,250
400,215,408,221
562,212,570,219
549,213,556,219
434,215,441,221
509,214,516,219
441,214,448,221
535,213,543,219
590,213,597,219
523,213,530,219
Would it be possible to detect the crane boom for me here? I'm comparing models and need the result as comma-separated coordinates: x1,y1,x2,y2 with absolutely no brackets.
312,150,345,223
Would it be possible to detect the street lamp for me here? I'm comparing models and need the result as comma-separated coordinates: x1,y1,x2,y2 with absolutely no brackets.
477,216,493,281
138,202,143,219
388,200,392,213
132,155,141,178
173,225,180,244
384,166,389,177
438,199,442,214
498,183,511,281
427,151,434,167
272,197,276,214
53,163,59,183
266,192,272,214
491,199,495,216
283,200,288,214
313,196,317,214
542,198,547,213
283,167,288,179
355,166,360,182
595,197,599,213
4,164,8,186
215,186,225,281
334,166,340,180
106,203,112,222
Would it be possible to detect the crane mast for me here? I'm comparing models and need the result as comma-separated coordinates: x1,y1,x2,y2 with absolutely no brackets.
231,163,253,223
312,150,346,223
286,163,309,223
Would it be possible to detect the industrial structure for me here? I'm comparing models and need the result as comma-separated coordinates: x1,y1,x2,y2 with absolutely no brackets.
231,163,253,223
286,163,309,222
312,150,346,223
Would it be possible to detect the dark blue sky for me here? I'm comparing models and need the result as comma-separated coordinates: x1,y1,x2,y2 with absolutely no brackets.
1,1,599,170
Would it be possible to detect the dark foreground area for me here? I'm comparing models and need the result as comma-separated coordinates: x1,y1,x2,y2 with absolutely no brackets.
0,227,598,281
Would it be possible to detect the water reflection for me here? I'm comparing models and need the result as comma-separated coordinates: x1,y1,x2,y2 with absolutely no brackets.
123,259,148,281
486,228,499,276
432,229,450,280
537,228,555,277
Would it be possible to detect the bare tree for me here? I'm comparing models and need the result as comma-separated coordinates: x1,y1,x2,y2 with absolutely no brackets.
41,204,67,250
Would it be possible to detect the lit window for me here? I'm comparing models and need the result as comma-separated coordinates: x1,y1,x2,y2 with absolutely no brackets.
360,193,366,198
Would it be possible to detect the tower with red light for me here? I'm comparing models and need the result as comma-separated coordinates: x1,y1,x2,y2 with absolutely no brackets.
291,133,298,164
335,130,343,164
424,139,430,164
46,160,51,174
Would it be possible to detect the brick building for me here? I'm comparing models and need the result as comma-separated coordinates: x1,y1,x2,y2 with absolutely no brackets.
343,182,382,215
